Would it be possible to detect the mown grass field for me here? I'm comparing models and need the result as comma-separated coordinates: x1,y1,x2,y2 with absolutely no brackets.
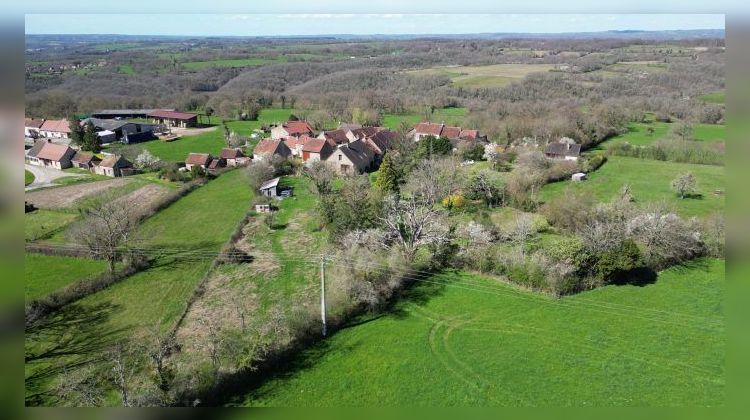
25,253,110,301
604,122,671,147
25,170,35,186
383,107,466,130
229,258,724,406
25,209,78,242
698,91,725,104
693,124,726,143
107,108,299,162
26,169,253,404
407,64,555,88
540,156,724,217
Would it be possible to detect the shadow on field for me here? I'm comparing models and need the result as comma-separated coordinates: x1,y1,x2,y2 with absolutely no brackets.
610,267,658,287
201,270,448,406
25,301,125,405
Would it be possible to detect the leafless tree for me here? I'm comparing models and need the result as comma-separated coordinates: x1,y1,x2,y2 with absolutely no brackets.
55,366,104,407
303,160,336,195
379,196,448,264
627,202,704,267
144,323,176,399
510,213,535,256
244,161,275,191
403,157,461,206
671,172,697,199
68,196,138,274
108,341,135,407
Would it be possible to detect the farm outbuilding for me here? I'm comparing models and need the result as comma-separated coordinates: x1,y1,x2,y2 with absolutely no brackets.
148,110,198,128
572,172,587,182
259,177,280,197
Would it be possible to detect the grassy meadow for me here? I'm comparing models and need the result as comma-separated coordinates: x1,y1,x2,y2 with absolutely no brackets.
228,258,724,406
25,170,35,186
25,253,110,301
407,64,556,88
539,156,724,217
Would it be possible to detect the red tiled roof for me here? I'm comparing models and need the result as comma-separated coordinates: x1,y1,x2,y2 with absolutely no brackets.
40,119,71,133
36,143,73,161
148,110,198,120
185,153,212,166
283,121,314,135
413,122,444,136
100,155,131,168
25,117,45,128
302,138,330,153
320,129,350,145
442,126,462,139
254,139,282,155
71,152,99,164
220,148,245,159
459,129,480,140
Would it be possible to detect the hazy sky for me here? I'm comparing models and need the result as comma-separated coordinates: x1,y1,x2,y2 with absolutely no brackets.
25,14,724,36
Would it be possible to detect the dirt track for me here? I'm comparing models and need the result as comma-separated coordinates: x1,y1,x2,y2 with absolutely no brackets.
25,178,130,209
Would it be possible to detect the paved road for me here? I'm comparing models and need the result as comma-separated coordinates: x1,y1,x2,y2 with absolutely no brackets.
25,164,82,191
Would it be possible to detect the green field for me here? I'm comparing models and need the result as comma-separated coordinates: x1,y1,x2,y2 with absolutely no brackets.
25,209,78,242
693,124,726,143
25,170,35,186
605,122,671,147
383,107,467,130
540,156,725,217
698,91,725,104
117,64,135,75
26,169,253,403
25,254,110,301
228,258,724,406
107,108,299,162
407,64,555,88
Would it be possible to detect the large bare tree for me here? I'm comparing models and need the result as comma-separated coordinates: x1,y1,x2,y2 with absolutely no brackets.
379,197,448,264
68,197,139,274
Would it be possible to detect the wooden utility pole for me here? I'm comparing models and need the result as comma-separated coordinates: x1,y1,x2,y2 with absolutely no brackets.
320,257,327,337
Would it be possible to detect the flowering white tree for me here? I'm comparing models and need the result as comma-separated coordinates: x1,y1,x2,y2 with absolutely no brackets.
134,150,161,171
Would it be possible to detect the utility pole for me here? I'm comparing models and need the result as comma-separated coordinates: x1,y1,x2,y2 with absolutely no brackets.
320,257,327,337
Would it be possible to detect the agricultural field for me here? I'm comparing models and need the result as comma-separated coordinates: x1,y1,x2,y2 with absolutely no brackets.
25,254,110,301
228,258,724,406
24,209,78,242
383,107,467,130
26,169,253,404
698,91,725,104
107,108,300,162
407,64,556,88
693,124,726,143
602,121,672,147
540,156,724,218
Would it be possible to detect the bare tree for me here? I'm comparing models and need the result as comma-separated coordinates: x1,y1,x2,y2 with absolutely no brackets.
108,341,135,407
379,196,448,264
404,157,461,206
144,323,176,399
627,202,704,267
68,196,138,273
510,213,535,256
55,366,104,407
244,161,275,191
303,160,336,195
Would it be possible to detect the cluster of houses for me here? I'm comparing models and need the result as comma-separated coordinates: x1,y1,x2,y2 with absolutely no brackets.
26,139,133,177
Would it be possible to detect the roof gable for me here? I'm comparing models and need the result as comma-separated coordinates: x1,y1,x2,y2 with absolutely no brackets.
185,153,212,165
36,143,73,161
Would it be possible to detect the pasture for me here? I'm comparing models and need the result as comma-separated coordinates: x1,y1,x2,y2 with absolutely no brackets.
603,122,671,147
229,258,724,406
407,64,555,88
25,170,35,186
698,91,725,104
107,108,299,162
25,254,110,301
539,156,724,217
25,209,78,242
383,107,467,130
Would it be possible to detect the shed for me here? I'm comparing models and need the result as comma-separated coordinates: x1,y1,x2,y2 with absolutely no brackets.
572,172,587,182
259,177,280,197
255,204,272,213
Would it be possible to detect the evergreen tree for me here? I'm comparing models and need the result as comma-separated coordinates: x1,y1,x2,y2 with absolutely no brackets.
69,119,85,148
82,122,101,152
376,153,401,195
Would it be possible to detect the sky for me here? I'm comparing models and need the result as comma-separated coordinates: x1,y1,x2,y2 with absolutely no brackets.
24,14,725,37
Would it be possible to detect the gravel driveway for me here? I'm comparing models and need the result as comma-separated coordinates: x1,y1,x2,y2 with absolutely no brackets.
24,164,83,191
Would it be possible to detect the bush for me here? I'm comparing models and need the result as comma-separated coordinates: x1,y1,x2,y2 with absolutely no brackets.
159,164,188,182
441,194,465,208
541,189,595,232
459,143,485,161
592,239,644,284
581,154,607,172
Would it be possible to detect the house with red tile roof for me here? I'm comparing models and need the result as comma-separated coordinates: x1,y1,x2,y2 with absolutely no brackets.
94,155,133,177
185,153,213,170
39,119,72,139
283,135,316,157
25,118,45,139
30,142,76,169
410,122,487,144
220,148,249,166
271,120,314,139
317,128,351,145
148,110,198,128
301,138,334,163
71,152,102,170
253,139,291,161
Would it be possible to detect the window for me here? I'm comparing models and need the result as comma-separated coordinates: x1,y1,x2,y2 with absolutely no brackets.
338,154,342,161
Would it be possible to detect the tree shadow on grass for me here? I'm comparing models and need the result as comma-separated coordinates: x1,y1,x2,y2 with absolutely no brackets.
199,269,450,406
610,267,658,287
25,301,125,405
